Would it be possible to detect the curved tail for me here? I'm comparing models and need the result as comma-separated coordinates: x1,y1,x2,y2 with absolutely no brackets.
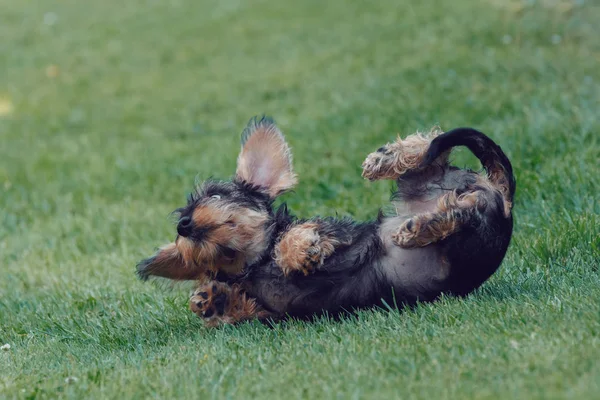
422,127,516,211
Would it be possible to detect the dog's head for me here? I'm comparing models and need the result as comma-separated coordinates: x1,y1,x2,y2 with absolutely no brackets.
137,117,296,281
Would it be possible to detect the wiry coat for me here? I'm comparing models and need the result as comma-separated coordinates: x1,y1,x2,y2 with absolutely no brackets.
137,117,516,325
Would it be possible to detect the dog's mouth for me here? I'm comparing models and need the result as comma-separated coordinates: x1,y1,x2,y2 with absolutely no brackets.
219,246,237,263
213,245,247,276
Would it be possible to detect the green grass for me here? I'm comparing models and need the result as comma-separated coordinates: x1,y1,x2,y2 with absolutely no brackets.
1,0,599,398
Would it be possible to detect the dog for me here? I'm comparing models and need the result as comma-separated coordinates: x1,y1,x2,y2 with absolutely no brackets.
137,117,515,326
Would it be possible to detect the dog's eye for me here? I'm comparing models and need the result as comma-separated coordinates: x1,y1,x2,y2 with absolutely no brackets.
210,195,221,200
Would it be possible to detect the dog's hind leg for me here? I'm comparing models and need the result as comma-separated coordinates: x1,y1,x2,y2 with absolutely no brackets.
392,190,487,248
362,127,448,181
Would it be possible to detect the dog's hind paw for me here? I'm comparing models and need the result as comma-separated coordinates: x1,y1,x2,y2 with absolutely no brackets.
392,218,428,248
362,130,445,181
361,145,400,181
393,219,416,248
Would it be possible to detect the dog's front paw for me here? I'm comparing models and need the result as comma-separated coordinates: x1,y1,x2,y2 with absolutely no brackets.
190,282,270,326
276,228,323,276
275,223,336,276
190,282,231,327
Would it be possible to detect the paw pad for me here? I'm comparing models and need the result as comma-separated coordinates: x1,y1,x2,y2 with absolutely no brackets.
392,219,419,248
190,283,230,322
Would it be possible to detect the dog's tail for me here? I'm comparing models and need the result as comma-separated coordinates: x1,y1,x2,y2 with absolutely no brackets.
422,128,516,213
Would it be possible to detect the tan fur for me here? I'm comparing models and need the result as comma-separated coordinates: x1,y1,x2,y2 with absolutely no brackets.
362,127,448,181
236,123,297,197
362,128,512,217
145,242,211,280
485,164,513,217
146,202,271,281
140,120,295,284
274,223,339,276
160,203,271,276
190,281,271,327
473,175,512,218
393,191,483,248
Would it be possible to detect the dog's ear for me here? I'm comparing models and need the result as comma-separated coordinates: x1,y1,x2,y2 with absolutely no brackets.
235,116,297,197
136,243,203,281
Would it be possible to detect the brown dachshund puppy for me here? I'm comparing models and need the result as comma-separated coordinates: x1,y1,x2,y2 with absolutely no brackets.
137,117,515,326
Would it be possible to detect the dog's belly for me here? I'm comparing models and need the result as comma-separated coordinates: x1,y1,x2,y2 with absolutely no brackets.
378,245,449,302
376,216,450,301
246,248,450,316
246,215,454,316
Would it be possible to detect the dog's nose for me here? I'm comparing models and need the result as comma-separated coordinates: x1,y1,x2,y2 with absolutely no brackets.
177,216,193,237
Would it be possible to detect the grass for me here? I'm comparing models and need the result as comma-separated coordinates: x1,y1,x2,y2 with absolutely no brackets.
1,0,599,398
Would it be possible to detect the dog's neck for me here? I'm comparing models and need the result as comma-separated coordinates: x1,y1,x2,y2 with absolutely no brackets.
221,202,296,284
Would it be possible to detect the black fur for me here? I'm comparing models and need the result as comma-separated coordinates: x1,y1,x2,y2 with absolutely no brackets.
182,178,272,215
417,127,516,295
238,129,515,317
138,121,516,323
423,127,516,199
242,217,389,318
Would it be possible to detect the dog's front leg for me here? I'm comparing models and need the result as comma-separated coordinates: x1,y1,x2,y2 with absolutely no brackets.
189,281,272,326
274,221,349,276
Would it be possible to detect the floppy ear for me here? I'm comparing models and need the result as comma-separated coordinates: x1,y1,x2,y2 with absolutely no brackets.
235,117,297,198
136,243,204,281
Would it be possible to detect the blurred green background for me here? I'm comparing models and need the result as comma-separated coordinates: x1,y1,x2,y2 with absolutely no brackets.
1,0,599,398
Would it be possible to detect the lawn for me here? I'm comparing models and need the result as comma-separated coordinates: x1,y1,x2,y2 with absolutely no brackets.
1,0,599,398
